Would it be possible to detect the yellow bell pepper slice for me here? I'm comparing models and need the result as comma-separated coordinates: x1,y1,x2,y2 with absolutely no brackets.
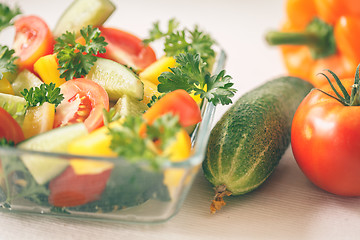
141,79,161,105
33,54,66,87
67,120,121,175
163,129,192,198
22,102,55,139
139,56,176,85
0,76,14,95
67,122,119,157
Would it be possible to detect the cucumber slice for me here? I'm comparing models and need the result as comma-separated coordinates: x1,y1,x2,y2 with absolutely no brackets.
0,93,26,124
18,123,88,184
86,58,144,101
53,0,116,38
12,70,43,96
113,94,148,118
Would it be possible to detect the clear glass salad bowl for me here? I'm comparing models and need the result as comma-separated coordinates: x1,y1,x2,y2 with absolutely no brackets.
0,50,226,224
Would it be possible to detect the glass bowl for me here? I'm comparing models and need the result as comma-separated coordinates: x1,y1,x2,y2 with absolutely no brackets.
0,50,225,224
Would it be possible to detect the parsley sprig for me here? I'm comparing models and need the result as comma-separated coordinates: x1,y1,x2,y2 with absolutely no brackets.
54,25,107,80
21,83,64,108
0,138,14,147
143,19,215,64
0,45,18,79
0,3,21,32
108,114,181,169
158,53,236,105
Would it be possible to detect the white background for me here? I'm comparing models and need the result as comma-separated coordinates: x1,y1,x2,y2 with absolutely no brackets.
0,0,359,239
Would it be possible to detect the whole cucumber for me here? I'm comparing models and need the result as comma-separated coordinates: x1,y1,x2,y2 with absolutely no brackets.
202,76,313,213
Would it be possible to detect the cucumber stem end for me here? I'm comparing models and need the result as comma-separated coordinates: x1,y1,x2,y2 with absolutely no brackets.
210,184,232,214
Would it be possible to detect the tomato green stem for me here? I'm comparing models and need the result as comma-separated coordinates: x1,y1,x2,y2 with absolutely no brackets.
317,64,360,106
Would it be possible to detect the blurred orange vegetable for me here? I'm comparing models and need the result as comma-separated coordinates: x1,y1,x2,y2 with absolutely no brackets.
266,0,360,87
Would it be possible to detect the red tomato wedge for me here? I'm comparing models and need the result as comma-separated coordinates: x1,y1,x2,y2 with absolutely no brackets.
0,107,25,144
97,27,157,71
13,16,54,72
54,78,109,132
48,166,112,207
143,89,202,127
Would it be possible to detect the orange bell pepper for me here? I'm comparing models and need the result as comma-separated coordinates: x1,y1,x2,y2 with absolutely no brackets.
266,0,360,87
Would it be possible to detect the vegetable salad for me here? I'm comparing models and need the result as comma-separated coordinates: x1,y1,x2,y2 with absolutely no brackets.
0,0,235,212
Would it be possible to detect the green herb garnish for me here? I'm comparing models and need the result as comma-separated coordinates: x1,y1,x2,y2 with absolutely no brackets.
143,19,215,64
109,114,181,169
0,45,18,79
102,107,122,126
158,53,236,105
0,138,14,147
0,3,21,32
54,25,107,80
146,94,164,108
21,83,64,108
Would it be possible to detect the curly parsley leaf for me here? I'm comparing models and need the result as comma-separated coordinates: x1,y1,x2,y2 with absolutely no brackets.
54,25,107,80
21,83,64,108
143,18,180,44
197,70,236,105
158,53,236,105
0,152,49,207
0,45,18,79
146,94,164,108
108,114,181,169
144,19,215,64
0,3,21,32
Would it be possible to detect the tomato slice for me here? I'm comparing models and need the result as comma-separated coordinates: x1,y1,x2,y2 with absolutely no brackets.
54,78,109,132
48,165,112,207
0,107,25,144
13,16,54,72
143,89,202,127
97,27,157,71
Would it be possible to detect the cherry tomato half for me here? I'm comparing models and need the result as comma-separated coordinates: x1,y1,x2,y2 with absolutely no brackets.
54,78,109,132
291,78,360,196
0,107,25,144
13,16,54,72
97,27,157,71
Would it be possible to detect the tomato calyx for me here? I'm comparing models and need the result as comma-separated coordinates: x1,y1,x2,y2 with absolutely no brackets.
316,64,360,106
266,18,336,59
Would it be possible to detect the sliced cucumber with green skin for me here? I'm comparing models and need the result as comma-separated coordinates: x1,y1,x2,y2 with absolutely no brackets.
18,123,88,185
12,70,43,96
0,93,26,124
202,77,313,213
53,0,116,38
113,94,148,118
86,58,144,101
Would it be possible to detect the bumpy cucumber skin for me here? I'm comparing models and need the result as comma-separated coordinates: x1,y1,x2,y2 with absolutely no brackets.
202,77,313,195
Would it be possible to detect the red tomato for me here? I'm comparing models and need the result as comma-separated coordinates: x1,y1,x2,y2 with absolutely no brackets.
13,16,54,72
0,107,25,144
143,89,202,127
97,27,156,71
291,78,360,196
54,78,109,132
48,166,111,207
